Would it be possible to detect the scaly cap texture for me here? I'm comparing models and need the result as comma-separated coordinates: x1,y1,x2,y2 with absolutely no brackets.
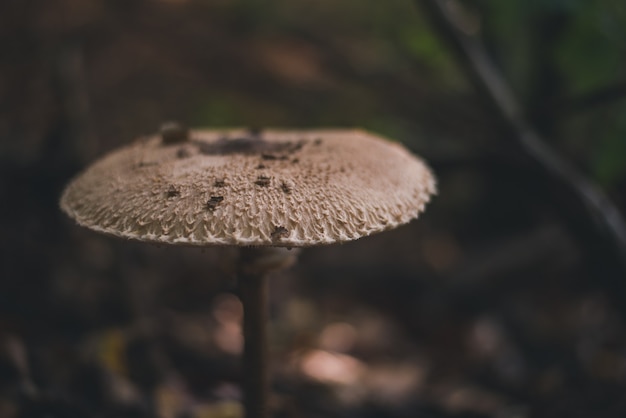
60,129,436,247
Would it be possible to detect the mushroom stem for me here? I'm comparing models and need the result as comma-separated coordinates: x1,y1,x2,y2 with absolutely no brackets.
237,247,297,418
238,267,269,418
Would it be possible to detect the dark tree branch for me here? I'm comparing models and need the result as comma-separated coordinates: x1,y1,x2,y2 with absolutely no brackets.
413,0,626,285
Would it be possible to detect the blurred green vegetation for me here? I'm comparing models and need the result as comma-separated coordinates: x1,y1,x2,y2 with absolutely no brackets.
183,0,626,188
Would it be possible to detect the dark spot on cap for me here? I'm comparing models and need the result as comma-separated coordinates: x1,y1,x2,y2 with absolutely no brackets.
313,138,323,146
176,147,192,159
271,226,289,240
136,161,159,169
166,186,180,198
160,122,189,145
214,179,226,187
254,176,271,187
256,164,266,169
281,182,292,194
262,153,289,161
292,158,299,164
248,127,263,137
195,137,307,157
206,196,224,211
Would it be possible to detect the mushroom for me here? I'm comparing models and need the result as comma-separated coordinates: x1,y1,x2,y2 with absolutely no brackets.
60,127,436,418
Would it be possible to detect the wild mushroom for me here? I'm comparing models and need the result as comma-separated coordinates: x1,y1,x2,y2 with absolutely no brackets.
60,126,436,418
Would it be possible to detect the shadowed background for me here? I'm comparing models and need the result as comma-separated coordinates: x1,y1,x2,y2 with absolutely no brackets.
2,0,626,417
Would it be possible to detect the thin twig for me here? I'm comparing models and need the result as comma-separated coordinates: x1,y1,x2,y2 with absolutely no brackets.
413,0,626,280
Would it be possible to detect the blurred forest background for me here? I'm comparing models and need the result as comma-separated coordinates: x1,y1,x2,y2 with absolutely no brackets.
2,0,626,417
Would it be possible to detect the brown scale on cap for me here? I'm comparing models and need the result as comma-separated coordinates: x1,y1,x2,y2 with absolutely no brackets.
165,185,180,199
280,181,292,194
160,122,190,145
206,196,224,211
254,176,271,187
60,128,436,247
271,226,289,240
194,136,305,157
262,153,289,161
176,147,192,159
135,160,159,169
247,127,263,137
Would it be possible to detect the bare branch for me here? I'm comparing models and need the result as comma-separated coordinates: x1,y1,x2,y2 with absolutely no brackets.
413,0,626,281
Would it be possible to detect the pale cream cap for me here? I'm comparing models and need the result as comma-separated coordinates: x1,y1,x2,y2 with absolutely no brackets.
60,129,436,247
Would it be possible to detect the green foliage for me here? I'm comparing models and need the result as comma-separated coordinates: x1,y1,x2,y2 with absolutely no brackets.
557,1,626,93
398,24,462,87
593,108,626,187
189,0,625,190
192,96,243,127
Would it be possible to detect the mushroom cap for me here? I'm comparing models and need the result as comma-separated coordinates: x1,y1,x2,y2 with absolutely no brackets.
60,129,436,247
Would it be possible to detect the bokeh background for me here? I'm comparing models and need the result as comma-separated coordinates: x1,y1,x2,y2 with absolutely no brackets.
2,0,626,417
